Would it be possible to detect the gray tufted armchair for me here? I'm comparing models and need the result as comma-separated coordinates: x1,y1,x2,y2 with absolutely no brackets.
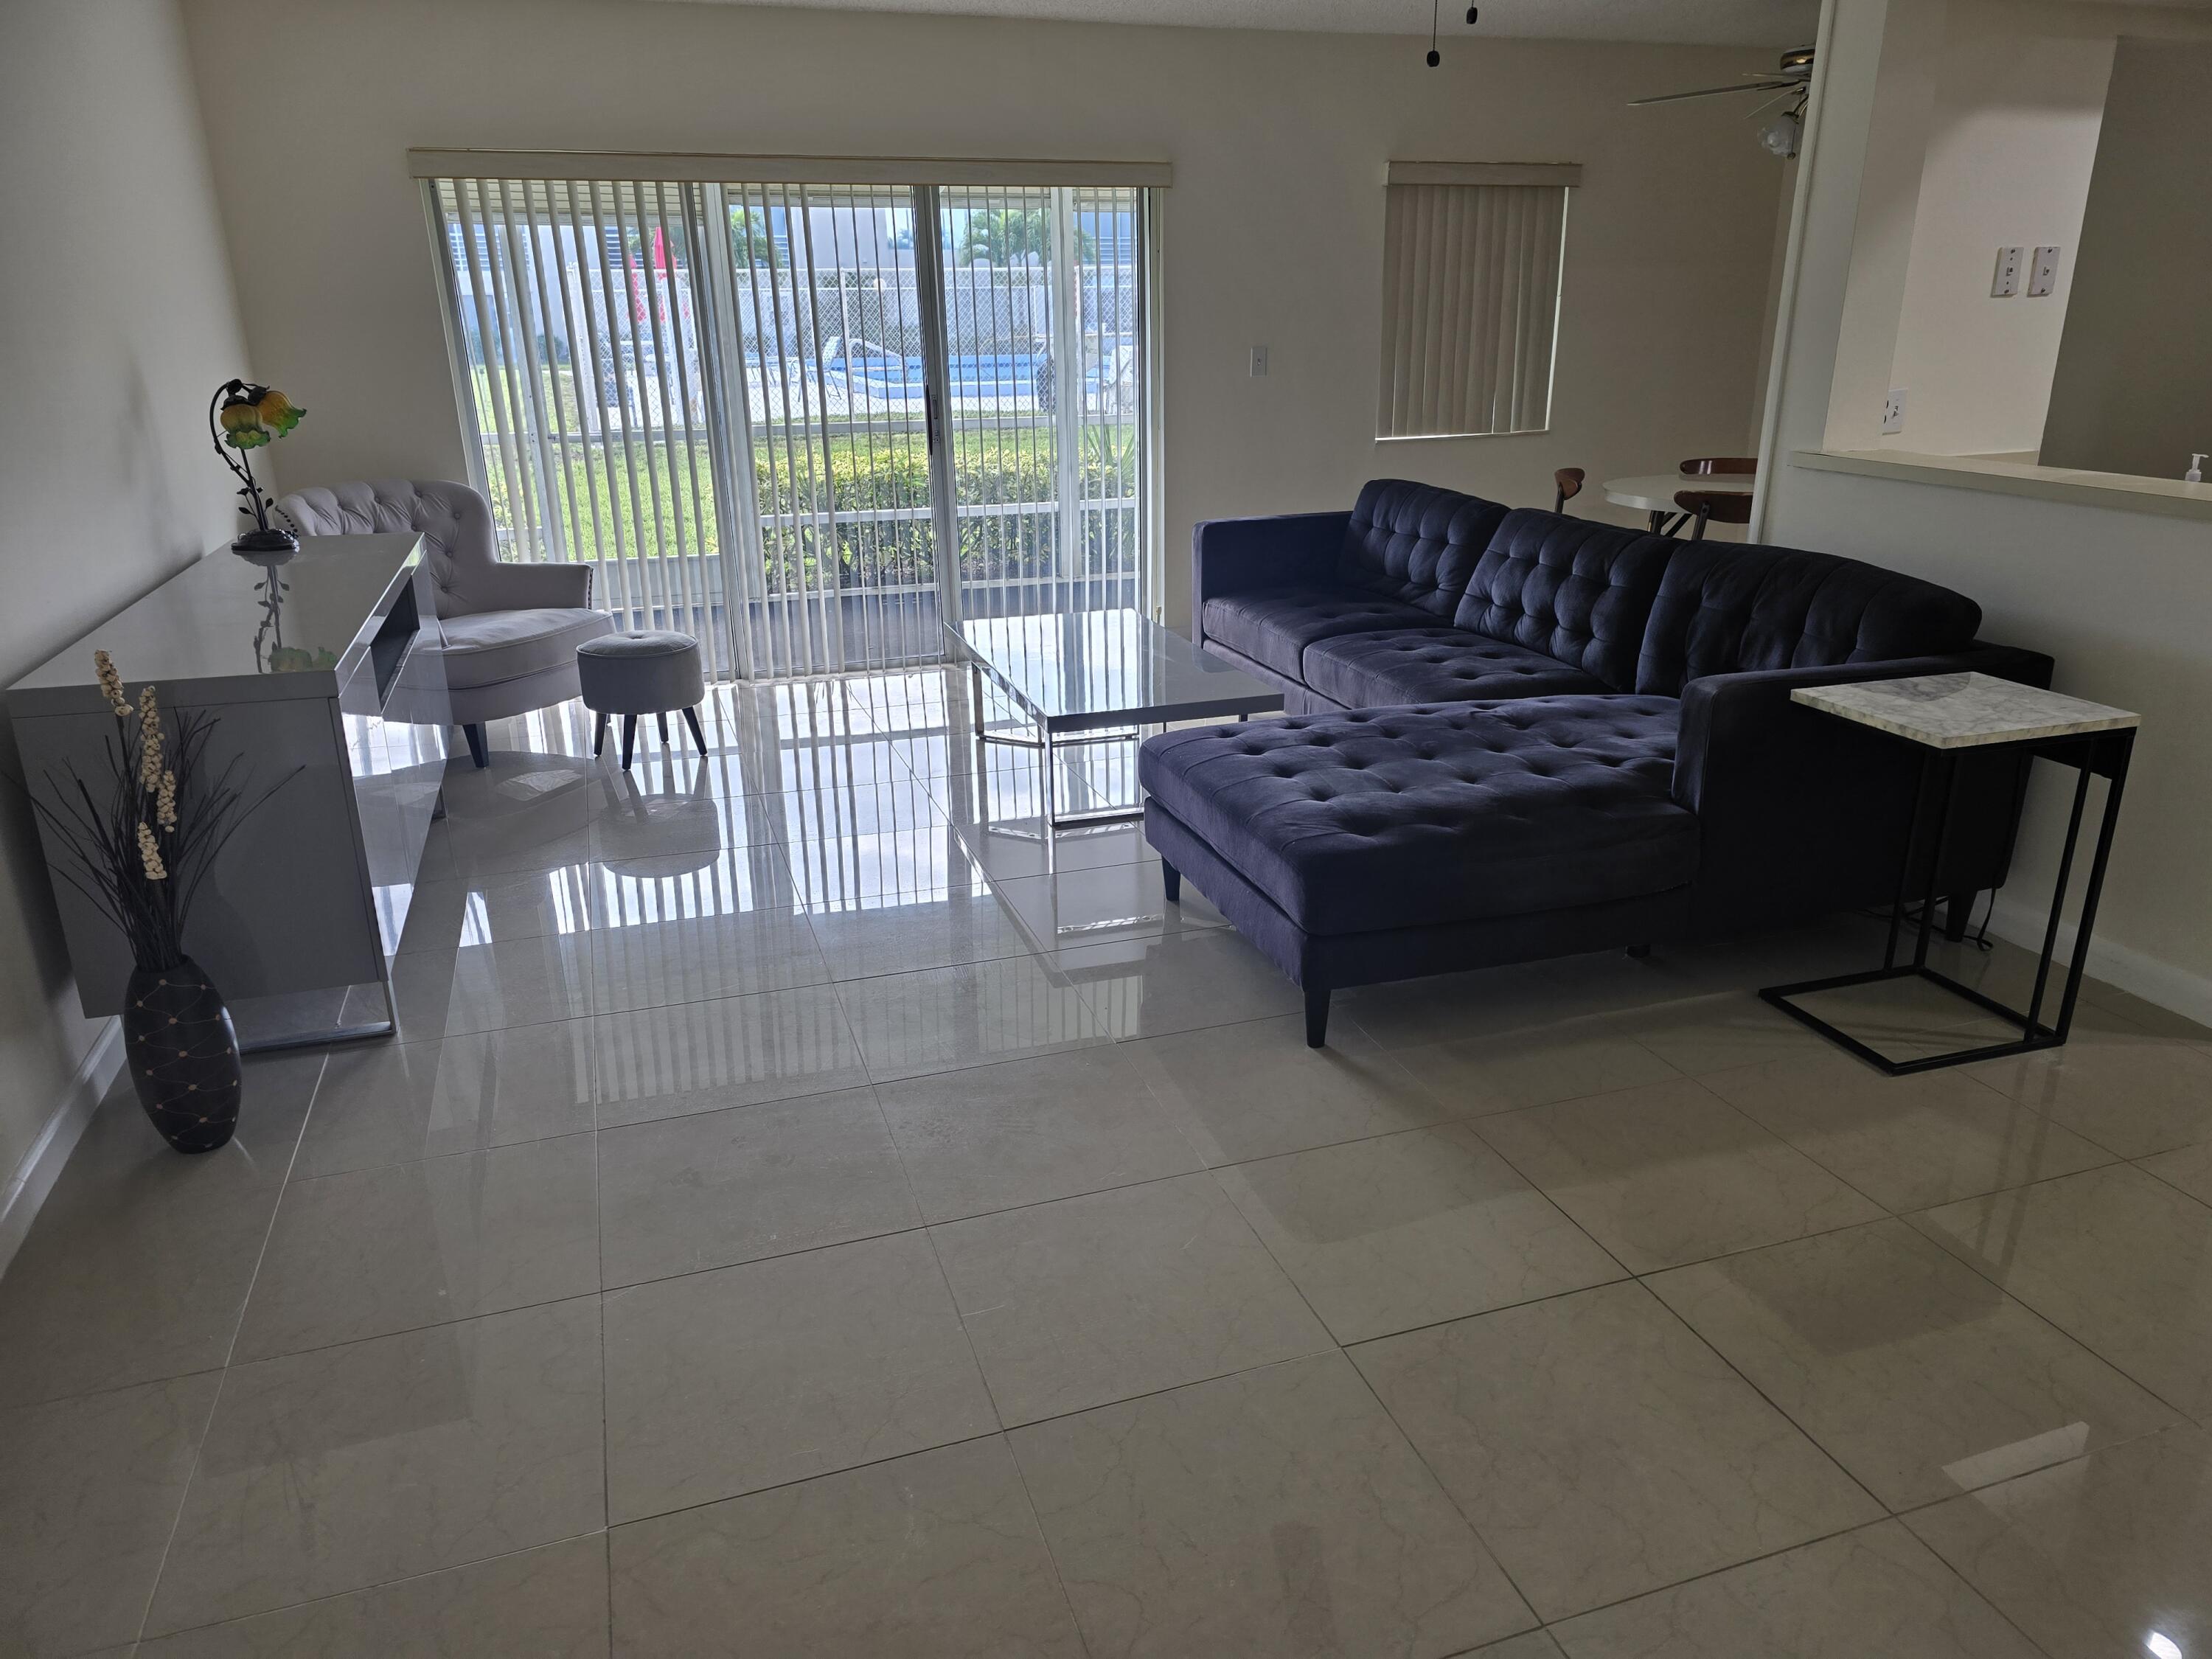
276,479,615,766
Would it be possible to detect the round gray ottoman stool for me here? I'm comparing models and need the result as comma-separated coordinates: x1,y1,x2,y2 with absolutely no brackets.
576,630,708,769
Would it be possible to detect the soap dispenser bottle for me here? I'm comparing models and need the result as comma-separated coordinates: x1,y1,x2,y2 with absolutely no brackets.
2190,454,2206,484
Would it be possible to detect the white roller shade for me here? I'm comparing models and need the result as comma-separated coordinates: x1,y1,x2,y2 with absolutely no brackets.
1378,179,1570,440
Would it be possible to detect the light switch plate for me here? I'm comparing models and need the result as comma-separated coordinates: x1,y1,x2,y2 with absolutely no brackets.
2028,246,2062,297
1249,345,1269,377
1992,246,2023,297
1882,387,1907,435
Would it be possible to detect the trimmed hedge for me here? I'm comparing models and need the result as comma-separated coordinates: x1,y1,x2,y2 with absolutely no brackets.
484,429,1135,590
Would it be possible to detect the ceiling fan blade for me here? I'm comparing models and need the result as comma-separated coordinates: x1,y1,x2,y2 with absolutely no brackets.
1630,79,1798,106
1739,87,1804,119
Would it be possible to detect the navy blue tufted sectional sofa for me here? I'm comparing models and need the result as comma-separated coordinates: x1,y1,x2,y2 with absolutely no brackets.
1145,479,2053,1046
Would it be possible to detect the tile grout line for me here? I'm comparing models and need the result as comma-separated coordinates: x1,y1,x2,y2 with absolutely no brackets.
1186,1150,1548,1639
591,1093,614,1652
133,1047,329,1647
128,1526,615,1650
907,1134,1102,1659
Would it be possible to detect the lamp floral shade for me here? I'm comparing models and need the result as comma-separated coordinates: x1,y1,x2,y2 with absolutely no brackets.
218,386,304,449
209,378,305,554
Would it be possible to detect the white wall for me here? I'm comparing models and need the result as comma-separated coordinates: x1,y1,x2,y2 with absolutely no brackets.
1761,0,2212,1019
1882,0,2112,456
2041,36,2212,479
0,2,252,1215
177,0,1792,625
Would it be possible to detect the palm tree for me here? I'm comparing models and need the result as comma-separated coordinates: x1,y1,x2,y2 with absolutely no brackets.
954,209,1094,267
729,206,776,268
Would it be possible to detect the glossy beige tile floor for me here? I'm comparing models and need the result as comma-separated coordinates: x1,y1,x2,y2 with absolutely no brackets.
5,667,2211,1657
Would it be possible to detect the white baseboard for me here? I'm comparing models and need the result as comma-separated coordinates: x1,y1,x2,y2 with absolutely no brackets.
0,1018,123,1280
1986,895,2212,1030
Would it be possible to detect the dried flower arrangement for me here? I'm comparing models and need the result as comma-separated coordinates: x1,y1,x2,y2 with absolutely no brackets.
27,651,293,973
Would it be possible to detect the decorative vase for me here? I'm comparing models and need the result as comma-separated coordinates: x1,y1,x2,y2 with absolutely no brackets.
122,956,243,1153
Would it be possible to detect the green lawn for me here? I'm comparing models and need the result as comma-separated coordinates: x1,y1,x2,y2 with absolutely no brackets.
475,422,1137,592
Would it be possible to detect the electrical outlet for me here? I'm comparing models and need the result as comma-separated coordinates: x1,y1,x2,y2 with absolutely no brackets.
1250,345,1269,378
2028,246,2062,297
1882,387,1907,434
1992,246,2023,297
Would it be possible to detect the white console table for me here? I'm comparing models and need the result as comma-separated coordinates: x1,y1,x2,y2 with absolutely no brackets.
7,535,450,1048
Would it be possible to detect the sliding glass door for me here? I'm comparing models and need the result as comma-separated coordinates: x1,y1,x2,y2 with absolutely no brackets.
934,185,1143,622
427,172,1150,681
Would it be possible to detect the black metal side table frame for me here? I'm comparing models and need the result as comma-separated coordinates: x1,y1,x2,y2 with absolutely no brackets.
1762,725,2135,1076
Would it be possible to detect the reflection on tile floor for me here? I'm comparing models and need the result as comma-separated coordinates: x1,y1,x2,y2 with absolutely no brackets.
4,666,2211,1655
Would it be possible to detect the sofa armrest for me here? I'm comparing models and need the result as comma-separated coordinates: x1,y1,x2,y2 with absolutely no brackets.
449,560,597,615
1674,647,2054,813
1672,644,2056,925
1192,511,1350,646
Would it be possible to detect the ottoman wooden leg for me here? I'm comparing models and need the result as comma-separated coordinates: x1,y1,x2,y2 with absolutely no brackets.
621,716,637,770
682,706,707,756
593,711,609,758
656,710,671,750
461,723,488,769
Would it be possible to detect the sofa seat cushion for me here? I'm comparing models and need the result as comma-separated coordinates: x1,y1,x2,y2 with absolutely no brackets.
1138,697,1696,936
1301,628,1606,708
1201,588,1438,680
436,608,614,690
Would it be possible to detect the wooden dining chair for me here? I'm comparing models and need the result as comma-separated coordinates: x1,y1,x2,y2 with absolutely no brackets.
1679,456,1759,476
1554,467,1585,513
1675,489,1754,541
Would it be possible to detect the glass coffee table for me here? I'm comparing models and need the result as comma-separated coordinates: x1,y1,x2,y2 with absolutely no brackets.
952,610,1283,827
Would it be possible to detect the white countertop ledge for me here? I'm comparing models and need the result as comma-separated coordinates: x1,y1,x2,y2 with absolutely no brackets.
1792,448,2212,523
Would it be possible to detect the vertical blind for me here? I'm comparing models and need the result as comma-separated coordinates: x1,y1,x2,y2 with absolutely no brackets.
424,165,1153,681
1378,172,1574,439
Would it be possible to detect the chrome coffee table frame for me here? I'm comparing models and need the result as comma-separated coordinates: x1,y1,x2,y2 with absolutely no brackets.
953,612,1283,830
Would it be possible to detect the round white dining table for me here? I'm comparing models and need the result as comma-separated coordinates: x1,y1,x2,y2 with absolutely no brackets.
1602,472,1755,535
1601,473,1756,512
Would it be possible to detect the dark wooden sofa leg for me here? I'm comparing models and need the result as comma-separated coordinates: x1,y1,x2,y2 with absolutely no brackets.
461,723,488,769
1304,983,1330,1048
1159,859,1181,903
1943,893,1975,942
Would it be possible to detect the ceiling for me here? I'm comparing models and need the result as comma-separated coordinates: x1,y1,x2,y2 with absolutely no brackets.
650,0,1821,47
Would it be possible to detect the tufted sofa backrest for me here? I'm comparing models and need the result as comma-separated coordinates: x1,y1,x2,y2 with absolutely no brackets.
1634,538,1983,696
1337,479,1512,617
1449,509,1675,692
276,479,500,620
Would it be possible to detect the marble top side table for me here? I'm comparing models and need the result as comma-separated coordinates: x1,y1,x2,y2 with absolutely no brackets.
1762,670,2140,1074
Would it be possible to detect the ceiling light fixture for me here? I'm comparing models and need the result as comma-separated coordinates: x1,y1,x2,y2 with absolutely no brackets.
1759,105,1804,158
1426,1,1474,68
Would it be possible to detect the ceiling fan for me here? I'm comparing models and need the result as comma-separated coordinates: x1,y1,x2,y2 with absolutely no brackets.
1631,46,1815,156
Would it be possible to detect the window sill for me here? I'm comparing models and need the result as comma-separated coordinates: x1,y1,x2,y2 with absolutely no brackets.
1375,428,1551,444
1793,448,2212,523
